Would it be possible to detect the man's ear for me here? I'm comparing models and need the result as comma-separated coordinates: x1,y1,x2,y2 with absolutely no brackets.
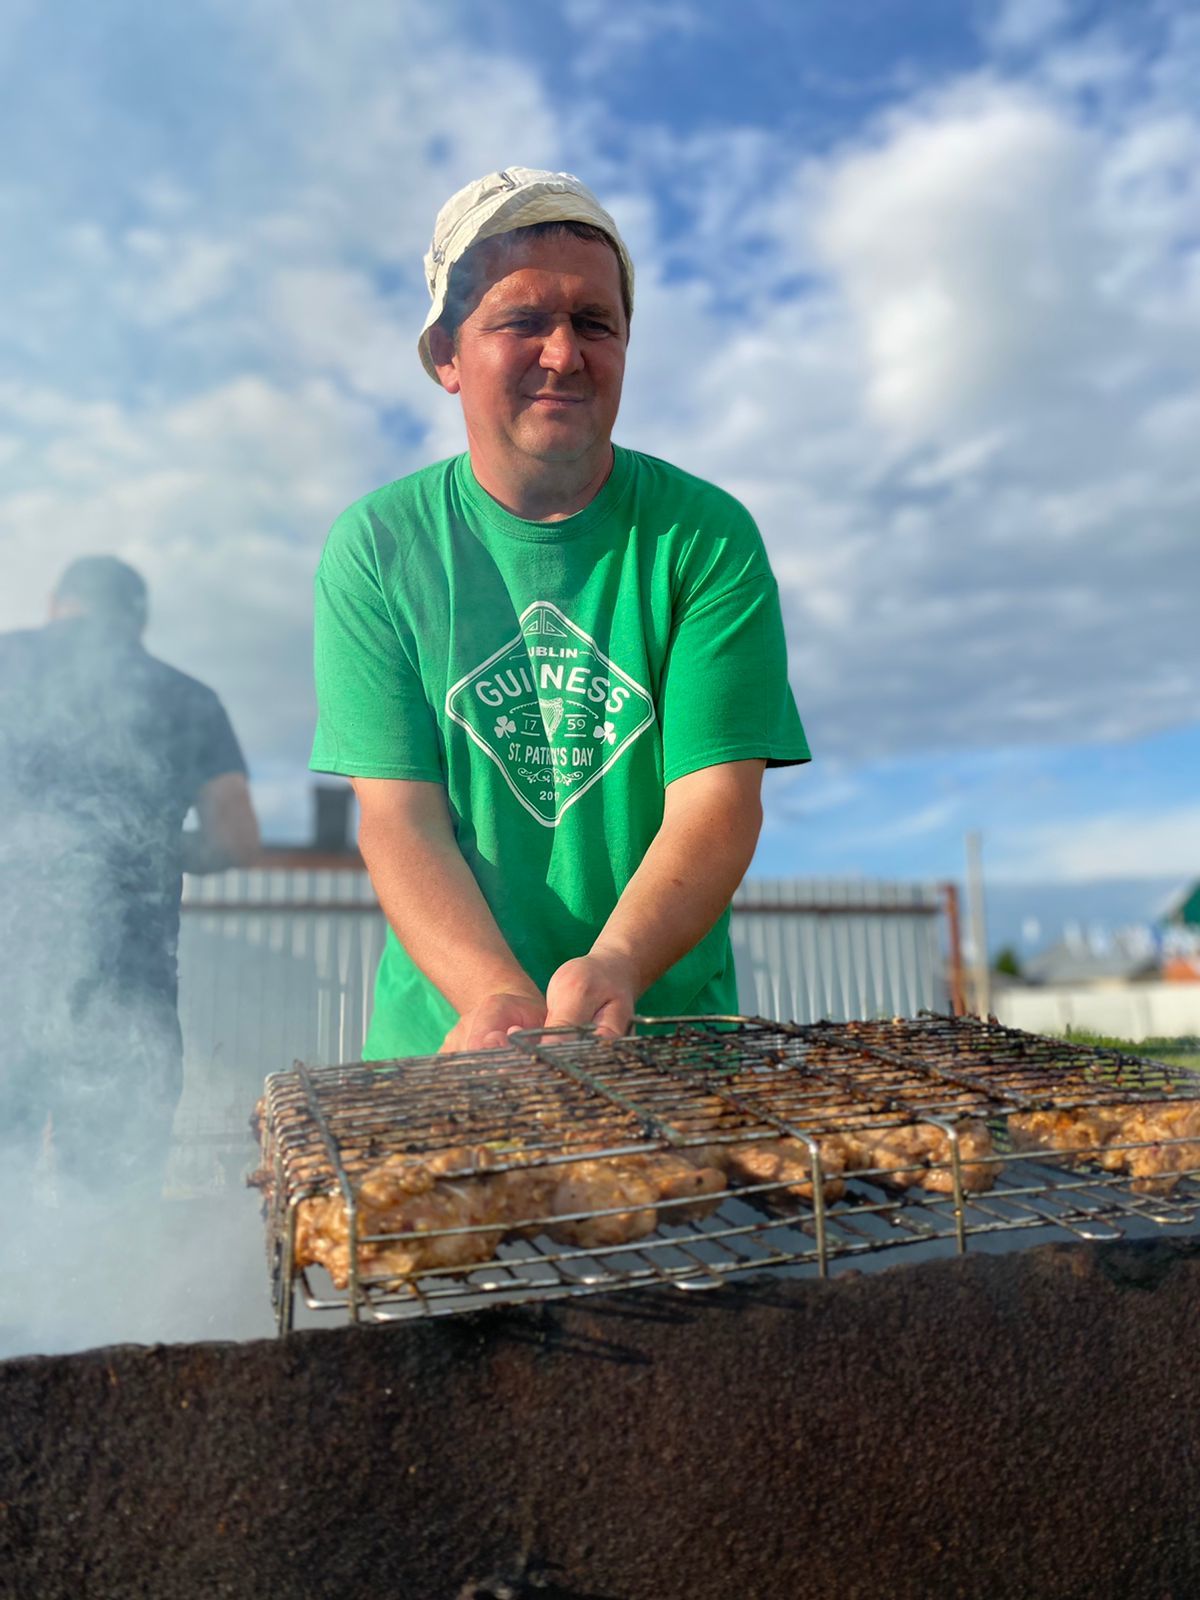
427,324,461,394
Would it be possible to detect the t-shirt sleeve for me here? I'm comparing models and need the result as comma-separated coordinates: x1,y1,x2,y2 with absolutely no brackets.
169,682,249,813
193,692,248,787
310,511,443,780
658,501,811,785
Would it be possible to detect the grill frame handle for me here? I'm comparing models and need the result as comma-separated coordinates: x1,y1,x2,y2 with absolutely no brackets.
506,1015,762,1048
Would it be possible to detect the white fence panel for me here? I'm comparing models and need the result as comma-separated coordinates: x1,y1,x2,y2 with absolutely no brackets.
171,870,386,1194
730,878,948,1024
993,982,1200,1042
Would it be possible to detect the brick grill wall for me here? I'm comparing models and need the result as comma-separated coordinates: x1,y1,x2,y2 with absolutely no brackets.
3,1239,1200,1600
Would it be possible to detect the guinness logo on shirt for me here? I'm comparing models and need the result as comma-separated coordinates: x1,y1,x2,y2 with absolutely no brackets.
445,601,656,826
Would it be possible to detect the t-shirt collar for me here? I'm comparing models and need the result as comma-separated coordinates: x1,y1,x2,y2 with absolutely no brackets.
455,445,632,544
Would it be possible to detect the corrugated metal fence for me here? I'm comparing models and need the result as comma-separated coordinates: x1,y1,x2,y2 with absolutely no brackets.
731,879,949,1025
170,870,951,1194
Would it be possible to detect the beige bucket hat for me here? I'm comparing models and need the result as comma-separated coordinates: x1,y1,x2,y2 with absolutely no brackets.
417,166,635,380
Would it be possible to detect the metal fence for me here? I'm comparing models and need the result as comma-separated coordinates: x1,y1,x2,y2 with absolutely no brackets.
730,878,949,1025
170,868,952,1194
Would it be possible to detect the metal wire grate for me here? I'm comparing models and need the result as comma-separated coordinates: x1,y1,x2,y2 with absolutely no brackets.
255,1015,1200,1332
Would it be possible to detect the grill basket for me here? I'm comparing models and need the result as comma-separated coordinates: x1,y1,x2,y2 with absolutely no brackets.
255,1015,1200,1332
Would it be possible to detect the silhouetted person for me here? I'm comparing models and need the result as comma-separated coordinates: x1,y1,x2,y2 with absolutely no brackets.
0,556,259,1205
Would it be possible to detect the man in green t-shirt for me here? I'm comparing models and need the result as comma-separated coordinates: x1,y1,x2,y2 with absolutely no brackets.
311,167,810,1059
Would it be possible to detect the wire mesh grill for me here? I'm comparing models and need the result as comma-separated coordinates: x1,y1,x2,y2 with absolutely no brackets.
255,1015,1200,1331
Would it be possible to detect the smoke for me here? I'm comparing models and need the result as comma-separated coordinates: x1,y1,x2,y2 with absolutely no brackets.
0,611,291,1361
0,1183,279,1360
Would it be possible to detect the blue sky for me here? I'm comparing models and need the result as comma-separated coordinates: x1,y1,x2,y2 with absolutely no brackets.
2,0,1197,944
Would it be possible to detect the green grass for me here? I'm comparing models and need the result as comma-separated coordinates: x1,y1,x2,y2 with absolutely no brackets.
1060,1029,1200,1071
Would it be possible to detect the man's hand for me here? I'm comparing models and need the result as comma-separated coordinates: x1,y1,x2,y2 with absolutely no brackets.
182,772,260,874
544,952,638,1041
440,991,547,1054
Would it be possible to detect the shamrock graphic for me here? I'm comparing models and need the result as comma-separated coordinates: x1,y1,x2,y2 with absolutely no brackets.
594,720,617,746
494,715,517,739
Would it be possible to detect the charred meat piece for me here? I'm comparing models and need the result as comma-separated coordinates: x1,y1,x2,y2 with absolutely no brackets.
293,1145,731,1281
1008,1107,1122,1165
546,1160,659,1248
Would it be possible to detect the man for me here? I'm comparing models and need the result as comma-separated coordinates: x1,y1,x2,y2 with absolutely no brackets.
0,556,259,1200
311,167,809,1057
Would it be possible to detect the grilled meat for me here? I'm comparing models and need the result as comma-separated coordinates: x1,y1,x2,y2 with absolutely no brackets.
841,1118,996,1194
292,1146,729,1281
1008,1107,1120,1163
293,1146,517,1288
546,1152,727,1247
546,1160,659,1248
1010,1101,1200,1194
688,1136,848,1204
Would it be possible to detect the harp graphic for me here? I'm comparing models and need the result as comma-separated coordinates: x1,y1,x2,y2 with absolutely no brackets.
539,696,565,740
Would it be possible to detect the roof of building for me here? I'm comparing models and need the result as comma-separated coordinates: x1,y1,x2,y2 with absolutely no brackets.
1163,881,1200,927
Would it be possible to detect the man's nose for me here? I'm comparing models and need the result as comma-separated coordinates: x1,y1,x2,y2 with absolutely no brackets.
539,320,584,375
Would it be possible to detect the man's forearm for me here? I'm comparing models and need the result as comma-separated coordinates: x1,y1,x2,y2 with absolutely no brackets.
541,762,765,1038
591,772,763,999
356,787,540,1016
184,773,260,875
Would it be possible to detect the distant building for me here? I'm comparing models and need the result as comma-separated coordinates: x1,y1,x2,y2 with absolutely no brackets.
1164,882,1200,929
1156,884,1200,981
1021,927,1160,988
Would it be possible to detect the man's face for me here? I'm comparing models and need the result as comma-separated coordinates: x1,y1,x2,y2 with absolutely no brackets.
431,232,628,484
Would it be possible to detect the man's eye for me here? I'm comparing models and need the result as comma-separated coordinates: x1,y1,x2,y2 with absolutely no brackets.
575,317,614,337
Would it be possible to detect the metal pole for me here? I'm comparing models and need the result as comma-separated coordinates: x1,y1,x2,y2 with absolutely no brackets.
941,882,967,1017
965,832,991,1019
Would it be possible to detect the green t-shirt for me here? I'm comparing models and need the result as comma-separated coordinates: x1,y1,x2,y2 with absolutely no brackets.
311,445,810,1058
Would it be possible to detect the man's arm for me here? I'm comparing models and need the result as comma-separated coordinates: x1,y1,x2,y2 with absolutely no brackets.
182,772,261,874
542,759,765,1038
351,776,547,1051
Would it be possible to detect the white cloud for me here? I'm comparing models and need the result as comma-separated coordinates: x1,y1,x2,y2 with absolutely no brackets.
563,0,707,81
622,54,1200,769
114,230,239,325
0,2,578,835
990,804,1200,882
263,266,421,406
809,88,1113,438
904,428,1012,488
987,0,1074,53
